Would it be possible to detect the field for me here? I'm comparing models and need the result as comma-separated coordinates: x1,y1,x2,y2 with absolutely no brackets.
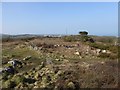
1,35,119,89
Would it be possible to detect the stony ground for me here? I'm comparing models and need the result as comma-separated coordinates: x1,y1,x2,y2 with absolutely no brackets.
1,37,119,89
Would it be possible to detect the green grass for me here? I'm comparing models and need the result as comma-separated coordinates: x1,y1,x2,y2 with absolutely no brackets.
2,47,40,59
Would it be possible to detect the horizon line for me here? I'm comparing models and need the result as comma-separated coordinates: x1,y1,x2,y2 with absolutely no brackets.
1,33,118,37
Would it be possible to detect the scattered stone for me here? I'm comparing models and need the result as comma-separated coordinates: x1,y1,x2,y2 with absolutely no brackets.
8,59,22,68
34,81,41,86
79,56,82,59
64,59,69,63
55,59,60,61
74,51,80,55
46,59,53,65
56,70,63,76
40,62,45,68
23,56,31,61
41,75,50,86
35,65,43,70
101,50,107,53
101,61,105,64
33,47,38,50
4,66,15,74
67,82,75,89
34,72,41,80
81,62,90,69
34,85,39,88
93,49,101,55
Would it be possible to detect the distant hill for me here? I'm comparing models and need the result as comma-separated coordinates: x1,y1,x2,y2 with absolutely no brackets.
0,34,118,41
1,34,66,39
1,34,37,39
0,34,11,39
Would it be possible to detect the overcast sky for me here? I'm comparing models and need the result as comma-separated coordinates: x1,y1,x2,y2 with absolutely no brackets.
2,2,118,36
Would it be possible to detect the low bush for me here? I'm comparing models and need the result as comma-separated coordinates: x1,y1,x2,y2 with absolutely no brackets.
63,35,94,43
91,36,116,44
88,43,109,50
98,53,110,58
91,43,118,55
62,36,76,42
98,53,117,59
108,46,118,53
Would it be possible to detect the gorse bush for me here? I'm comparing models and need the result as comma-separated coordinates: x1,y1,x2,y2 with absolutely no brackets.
91,36,117,44
79,31,88,36
98,53,118,59
108,46,118,53
62,36,77,42
98,53,110,58
80,36,94,42
88,43,109,50
89,43,118,54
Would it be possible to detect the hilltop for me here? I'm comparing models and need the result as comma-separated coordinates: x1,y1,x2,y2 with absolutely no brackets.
1,34,118,89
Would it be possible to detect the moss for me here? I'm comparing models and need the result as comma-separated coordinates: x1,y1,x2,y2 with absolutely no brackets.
2,71,10,81
12,75,26,85
2,47,40,59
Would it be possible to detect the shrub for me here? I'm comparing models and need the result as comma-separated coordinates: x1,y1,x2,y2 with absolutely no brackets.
98,53,117,59
63,35,94,43
89,43,109,50
79,31,88,36
108,46,118,53
98,53,110,58
63,36,76,42
80,36,89,42
2,37,13,42
91,36,116,44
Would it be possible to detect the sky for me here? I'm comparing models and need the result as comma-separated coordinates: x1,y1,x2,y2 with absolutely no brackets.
1,2,118,36
0,3,2,34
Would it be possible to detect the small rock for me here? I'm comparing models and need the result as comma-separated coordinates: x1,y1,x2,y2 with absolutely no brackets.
56,70,63,76
34,81,41,86
79,56,82,59
96,49,101,55
34,85,39,88
23,56,31,61
34,72,41,80
101,61,105,64
101,50,107,53
74,51,80,55
67,82,75,89
55,59,60,61
41,62,45,68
